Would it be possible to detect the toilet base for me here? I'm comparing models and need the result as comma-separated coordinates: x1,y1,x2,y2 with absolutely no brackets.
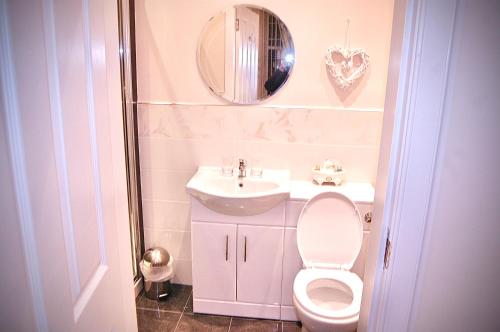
294,296,358,332
300,325,357,332
299,323,356,332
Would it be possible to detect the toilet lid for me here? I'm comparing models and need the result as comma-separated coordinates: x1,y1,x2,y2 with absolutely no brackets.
297,192,363,270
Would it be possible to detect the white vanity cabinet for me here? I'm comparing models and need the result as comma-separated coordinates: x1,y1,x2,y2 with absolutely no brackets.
190,198,285,319
189,181,374,321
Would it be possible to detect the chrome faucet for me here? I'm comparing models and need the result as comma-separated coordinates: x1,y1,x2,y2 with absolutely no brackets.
238,159,247,178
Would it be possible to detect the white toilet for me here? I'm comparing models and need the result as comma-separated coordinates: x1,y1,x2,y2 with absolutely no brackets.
293,192,363,332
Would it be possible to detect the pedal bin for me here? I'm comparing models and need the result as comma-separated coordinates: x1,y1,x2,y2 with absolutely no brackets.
140,247,174,301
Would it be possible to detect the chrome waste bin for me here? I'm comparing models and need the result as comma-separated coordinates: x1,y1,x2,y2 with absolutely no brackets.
140,247,174,301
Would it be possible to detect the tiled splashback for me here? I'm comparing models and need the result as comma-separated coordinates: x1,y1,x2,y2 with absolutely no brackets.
138,104,382,181
138,103,382,284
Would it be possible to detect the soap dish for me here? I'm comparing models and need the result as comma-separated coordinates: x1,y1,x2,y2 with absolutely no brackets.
311,167,346,186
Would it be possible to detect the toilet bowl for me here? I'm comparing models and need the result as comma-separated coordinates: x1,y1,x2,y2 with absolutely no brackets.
293,192,363,332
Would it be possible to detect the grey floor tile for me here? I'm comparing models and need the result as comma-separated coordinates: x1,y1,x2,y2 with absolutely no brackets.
175,314,231,332
136,309,180,332
137,284,192,312
229,317,281,332
282,321,302,332
184,292,193,314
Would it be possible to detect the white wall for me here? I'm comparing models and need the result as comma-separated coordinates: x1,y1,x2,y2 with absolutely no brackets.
410,1,500,330
136,0,394,107
135,0,394,284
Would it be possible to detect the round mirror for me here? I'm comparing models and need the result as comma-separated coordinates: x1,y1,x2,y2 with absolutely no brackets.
197,5,295,104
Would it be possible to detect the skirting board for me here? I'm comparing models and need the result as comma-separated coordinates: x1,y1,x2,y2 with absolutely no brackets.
281,306,298,321
193,299,281,320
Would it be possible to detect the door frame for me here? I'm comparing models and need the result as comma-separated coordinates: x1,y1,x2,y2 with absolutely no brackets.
104,0,139,329
359,0,458,331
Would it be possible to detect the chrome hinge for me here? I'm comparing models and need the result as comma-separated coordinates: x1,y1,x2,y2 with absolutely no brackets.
383,229,392,270
235,18,239,31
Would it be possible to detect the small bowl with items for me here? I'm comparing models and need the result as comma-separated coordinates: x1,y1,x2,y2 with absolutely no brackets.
311,159,346,185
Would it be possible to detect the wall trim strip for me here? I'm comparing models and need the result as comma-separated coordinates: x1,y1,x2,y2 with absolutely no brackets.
135,101,384,113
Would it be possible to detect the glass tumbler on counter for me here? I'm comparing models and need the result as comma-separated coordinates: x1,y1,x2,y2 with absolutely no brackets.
221,155,234,176
250,158,263,177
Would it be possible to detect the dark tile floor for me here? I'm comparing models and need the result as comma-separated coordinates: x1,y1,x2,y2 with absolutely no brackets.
136,284,302,332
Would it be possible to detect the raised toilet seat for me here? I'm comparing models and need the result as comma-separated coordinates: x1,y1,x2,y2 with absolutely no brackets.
293,192,363,332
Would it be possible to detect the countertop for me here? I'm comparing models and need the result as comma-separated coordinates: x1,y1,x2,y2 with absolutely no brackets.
289,180,375,203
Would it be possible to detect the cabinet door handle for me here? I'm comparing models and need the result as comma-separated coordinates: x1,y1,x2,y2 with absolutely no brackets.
244,236,247,262
225,235,228,261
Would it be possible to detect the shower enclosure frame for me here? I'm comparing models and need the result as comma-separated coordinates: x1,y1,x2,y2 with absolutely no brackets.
117,0,144,297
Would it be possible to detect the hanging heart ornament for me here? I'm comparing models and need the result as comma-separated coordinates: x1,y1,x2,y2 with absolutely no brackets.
325,46,370,89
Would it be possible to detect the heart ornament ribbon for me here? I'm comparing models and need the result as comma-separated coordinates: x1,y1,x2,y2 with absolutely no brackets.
325,46,370,89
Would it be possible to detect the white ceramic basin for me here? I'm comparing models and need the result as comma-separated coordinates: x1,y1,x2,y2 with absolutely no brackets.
186,166,290,216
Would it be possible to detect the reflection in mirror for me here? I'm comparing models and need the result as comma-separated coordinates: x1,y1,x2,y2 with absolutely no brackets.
197,5,295,104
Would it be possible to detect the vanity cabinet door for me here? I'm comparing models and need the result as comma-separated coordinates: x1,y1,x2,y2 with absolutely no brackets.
236,225,284,304
192,222,237,301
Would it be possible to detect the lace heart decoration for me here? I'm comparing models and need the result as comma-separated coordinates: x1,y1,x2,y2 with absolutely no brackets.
325,46,370,89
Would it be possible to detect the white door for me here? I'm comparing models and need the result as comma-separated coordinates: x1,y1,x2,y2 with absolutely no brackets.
361,1,500,331
191,222,237,301
0,0,136,331
236,225,284,304
235,6,259,103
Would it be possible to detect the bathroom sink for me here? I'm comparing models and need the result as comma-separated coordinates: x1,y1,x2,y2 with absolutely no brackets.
186,166,290,216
